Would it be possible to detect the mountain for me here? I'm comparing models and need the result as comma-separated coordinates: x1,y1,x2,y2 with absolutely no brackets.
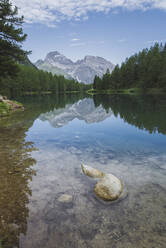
35,59,72,79
35,51,115,84
21,56,38,69
39,98,112,128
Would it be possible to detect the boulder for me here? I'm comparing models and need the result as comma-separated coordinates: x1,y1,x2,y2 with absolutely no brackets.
94,174,123,201
81,164,104,178
81,164,123,201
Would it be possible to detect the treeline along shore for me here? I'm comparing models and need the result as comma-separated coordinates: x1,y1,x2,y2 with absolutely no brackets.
92,43,166,93
0,64,91,97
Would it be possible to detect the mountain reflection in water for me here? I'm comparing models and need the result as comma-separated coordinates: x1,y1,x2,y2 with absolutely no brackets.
38,94,166,134
39,98,112,128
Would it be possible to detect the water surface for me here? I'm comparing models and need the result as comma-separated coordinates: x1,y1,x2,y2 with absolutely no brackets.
0,94,166,248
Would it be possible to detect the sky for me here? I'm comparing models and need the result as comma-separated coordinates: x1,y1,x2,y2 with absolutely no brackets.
11,0,166,65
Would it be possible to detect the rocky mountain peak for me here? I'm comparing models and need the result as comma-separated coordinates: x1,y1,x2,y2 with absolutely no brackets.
35,51,115,84
35,59,44,67
46,51,61,58
45,51,74,67
84,55,97,61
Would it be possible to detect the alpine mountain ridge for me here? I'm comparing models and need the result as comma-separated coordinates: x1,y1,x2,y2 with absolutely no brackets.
35,51,114,84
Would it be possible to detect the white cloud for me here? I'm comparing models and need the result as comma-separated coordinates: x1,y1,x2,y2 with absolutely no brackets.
71,38,80,42
12,0,166,26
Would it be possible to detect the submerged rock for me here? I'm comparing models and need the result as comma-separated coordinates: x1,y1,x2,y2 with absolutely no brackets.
94,174,123,201
81,164,104,178
58,194,73,203
81,164,123,201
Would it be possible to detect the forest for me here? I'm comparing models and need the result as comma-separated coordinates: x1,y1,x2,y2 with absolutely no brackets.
93,43,166,91
0,64,91,97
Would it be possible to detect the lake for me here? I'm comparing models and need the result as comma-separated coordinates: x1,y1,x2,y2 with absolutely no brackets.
0,94,166,248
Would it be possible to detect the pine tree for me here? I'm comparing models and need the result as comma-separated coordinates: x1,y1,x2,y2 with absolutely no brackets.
0,0,29,78
93,75,98,90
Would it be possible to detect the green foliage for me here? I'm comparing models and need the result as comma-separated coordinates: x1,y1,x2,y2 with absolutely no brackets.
93,75,102,90
0,0,29,78
0,64,92,96
0,101,11,115
93,43,166,91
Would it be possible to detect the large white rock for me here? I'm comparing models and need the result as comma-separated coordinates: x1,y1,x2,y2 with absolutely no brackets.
81,164,123,201
94,174,123,201
81,164,104,178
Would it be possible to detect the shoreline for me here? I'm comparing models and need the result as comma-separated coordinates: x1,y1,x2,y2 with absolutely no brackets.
87,88,166,95
0,95,24,117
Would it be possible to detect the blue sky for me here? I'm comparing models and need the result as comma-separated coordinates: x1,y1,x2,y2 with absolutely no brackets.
12,0,166,65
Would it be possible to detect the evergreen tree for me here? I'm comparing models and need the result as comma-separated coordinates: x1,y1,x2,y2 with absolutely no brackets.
93,75,98,90
0,64,92,96
102,68,110,90
94,43,166,91
0,0,29,78
93,75,102,90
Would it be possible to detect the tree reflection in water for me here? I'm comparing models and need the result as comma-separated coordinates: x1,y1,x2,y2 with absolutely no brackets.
0,121,36,248
93,94,166,135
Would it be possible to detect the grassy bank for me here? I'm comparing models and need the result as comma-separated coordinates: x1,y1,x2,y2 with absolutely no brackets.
0,96,24,117
87,88,166,95
0,101,11,116
23,90,81,95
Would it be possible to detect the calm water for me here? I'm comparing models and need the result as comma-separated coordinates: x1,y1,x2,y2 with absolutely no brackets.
0,94,166,248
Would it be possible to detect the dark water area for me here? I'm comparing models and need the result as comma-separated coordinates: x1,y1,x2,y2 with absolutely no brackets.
0,94,166,248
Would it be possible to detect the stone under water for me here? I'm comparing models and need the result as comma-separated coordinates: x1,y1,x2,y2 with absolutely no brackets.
81,164,123,201
58,194,73,203
81,164,104,178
